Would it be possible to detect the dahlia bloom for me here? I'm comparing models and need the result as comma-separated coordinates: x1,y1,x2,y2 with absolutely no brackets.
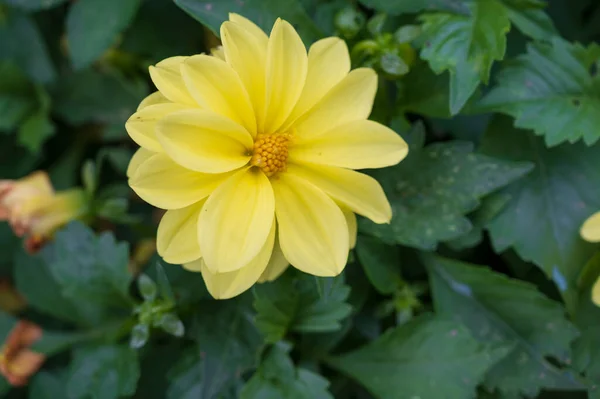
0,171,87,252
126,14,408,299
581,212,600,306
581,212,600,243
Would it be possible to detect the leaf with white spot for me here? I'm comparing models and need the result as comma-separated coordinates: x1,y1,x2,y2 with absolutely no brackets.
424,255,582,397
360,125,533,250
480,38,600,146
419,0,510,114
480,117,600,309
328,314,510,399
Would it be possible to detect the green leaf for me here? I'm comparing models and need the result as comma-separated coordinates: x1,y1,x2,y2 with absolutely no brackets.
151,262,176,305
253,271,352,342
138,274,158,302
66,0,141,69
480,117,600,309
6,76,55,152
120,0,204,64
30,370,68,399
358,0,469,15
333,7,365,39
49,222,133,310
355,236,402,295
17,107,55,152
146,258,210,305
0,135,37,177
14,247,85,324
328,314,510,399
0,311,17,340
1,0,68,10
157,313,185,337
166,350,204,399
359,126,533,250
419,0,510,114
183,297,265,398
130,323,150,349
446,193,512,251
174,0,322,43
51,66,147,130
82,159,97,196
359,0,555,40
0,61,36,132
32,329,96,356
572,270,600,399
397,60,456,118
502,0,557,40
14,222,133,325
577,251,600,291
424,255,582,397
67,344,140,399
241,343,333,399
480,38,600,146
0,9,55,82
135,343,182,399
0,377,9,397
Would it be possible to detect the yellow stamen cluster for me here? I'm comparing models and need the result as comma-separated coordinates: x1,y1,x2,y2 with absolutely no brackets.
251,133,291,177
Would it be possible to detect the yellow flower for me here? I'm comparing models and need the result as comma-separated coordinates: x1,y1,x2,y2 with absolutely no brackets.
581,211,600,243
126,14,408,299
581,212,600,306
0,171,87,252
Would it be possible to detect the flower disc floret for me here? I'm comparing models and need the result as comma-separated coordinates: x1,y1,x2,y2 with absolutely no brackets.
251,133,291,177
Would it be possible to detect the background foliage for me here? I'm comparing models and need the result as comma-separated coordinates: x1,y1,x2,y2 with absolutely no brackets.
0,0,600,398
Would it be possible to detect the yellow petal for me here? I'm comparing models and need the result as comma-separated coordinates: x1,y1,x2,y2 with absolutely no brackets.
211,46,226,61
156,109,252,174
126,103,189,152
289,120,408,169
28,189,86,237
149,56,196,106
199,168,275,273
221,21,267,128
293,68,377,139
157,200,205,264
182,259,202,272
191,220,275,299
342,207,357,249
137,91,169,111
181,55,257,134
229,13,268,42
127,148,154,179
129,152,233,209
264,19,308,133
258,235,289,283
592,277,600,307
272,173,348,277
287,163,391,224
582,211,600,242
282,37,350,130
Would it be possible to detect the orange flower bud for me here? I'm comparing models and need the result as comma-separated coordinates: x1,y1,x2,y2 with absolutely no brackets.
0,172,88,252
0,321,45,386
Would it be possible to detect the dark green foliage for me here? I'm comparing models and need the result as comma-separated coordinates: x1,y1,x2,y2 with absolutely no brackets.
253,272,352,342
360,125,533,250
425,255,581,397
67,345,140,399
329,315,511,399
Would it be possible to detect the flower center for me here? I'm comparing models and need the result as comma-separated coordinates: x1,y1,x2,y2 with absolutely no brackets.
250,133,291,177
